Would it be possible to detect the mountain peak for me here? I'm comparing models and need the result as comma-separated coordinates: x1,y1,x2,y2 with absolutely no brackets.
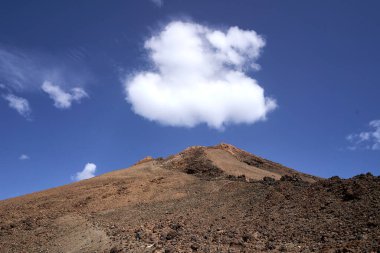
160,143,319,182
135,156,154,165
213,142,250,156
214,142,239,149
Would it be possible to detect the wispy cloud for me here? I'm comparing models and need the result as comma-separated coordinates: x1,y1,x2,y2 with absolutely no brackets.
347,120,380,150
0,46,91,93
41,81,88,109
19,154,30,160
0,46,92,116
0,48,44,91
2,94,32,119
124,21,276,129
72,163,97,181
150,0,163,7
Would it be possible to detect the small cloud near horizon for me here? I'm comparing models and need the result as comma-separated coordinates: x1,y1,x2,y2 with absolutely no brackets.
72,163,97,181
347,119,380,150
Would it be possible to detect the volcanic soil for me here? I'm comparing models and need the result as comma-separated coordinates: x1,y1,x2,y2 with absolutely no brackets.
0,144,379,252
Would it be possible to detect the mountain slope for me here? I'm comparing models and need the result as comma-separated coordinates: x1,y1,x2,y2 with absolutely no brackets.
0,144,379,252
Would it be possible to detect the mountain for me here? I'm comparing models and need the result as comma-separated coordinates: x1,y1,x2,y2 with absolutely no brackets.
0,144,379,252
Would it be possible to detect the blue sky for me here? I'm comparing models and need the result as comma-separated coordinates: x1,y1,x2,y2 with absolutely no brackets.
1,0,379,200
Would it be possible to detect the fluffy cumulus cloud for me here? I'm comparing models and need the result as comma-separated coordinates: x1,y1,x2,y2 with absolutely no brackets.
124,21,277,129
42,81,88,109
72,163,97,181
2,94,31,118
347,120,380,150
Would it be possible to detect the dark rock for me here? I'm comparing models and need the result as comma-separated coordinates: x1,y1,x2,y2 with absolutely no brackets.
109,246,121,253
266,241,276,250
330,176,341,181
280,174,302,182
242,234,251,242
135,230,143,240
341,184,364,201
263,177,275,182
166,229,177,240
164,246,175,253
169,223,181,230
164,147,225,180
191,243,199,251
279,245,287,252
354,172,374,180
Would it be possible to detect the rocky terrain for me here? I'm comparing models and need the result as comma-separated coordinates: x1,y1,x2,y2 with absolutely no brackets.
0,144,379,252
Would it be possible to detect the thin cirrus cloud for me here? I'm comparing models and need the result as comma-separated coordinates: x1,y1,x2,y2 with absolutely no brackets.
347,120,380,150
72,163,97,181
41,81,88,109
0,47,43,91
2,93,32,119
150,0,163,7
124,21,277,130
0,46,91,114
0,46,91,91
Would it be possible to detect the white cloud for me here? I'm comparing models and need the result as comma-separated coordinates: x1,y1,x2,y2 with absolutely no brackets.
19,154,30,160
2,94,31,119
347,120,380,150
42,81,88,109
124,21,277,129
150,0,163,7
72,163,97,181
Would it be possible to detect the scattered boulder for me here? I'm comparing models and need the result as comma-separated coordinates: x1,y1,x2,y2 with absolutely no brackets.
190,243,199,251
165,229,177,240
280,174,303,182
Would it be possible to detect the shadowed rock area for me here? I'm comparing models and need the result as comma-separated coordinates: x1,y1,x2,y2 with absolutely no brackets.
0,144,379,252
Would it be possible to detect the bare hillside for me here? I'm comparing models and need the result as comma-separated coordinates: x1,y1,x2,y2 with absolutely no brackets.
0,144,379,252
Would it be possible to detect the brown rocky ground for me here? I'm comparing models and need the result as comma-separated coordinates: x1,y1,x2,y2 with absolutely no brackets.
0,144,379,252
